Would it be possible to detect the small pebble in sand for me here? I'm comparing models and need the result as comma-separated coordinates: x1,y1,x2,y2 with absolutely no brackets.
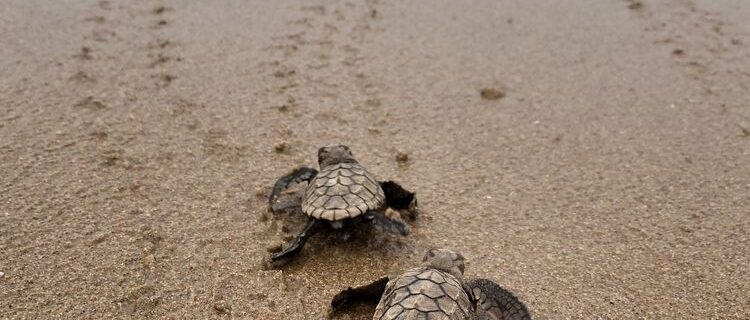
75,46,93,60
213,301,230,315
0,272,4,278
672,49,684,56
739,125,750,137
395,151,409,163
628,1,643,10
274,142,290,153
153,6,169,15
480,88,505,100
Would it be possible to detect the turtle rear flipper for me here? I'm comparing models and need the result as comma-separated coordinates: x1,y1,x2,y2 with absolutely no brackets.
467,278,531,320
268,166,318,209
369,209,409,235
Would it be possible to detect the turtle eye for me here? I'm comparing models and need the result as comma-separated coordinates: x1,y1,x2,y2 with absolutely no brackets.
423,249,436,261
318,149,328,163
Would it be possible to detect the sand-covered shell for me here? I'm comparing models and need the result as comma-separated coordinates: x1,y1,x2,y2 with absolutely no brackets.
373,267,472,320
301,162,385,221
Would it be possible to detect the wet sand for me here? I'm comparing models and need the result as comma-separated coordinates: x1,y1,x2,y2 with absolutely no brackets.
1,0,749,319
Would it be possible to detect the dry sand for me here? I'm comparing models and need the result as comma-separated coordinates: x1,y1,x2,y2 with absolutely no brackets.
1,0,749,319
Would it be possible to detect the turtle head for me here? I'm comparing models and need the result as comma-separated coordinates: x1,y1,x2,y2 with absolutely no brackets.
318,144,357,167
421,248,465,279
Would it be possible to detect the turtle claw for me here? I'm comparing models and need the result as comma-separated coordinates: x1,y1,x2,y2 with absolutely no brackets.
262,248,297,269
270,249,290,261
269,245,299,265
401,194,419,220
266,255,293,269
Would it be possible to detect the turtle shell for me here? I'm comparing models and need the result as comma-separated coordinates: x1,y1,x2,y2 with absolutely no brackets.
373,267,472,320
301,162,385,221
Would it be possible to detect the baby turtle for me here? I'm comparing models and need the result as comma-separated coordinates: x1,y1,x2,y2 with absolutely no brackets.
331,248,531,320
267,144,417,265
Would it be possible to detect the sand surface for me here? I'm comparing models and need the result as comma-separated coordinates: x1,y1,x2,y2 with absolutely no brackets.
1,0,749,319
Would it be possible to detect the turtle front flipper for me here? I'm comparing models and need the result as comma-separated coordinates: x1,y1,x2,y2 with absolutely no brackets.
268,166,318,210
466,278,532,320
269,218,324,266
331,276,390,312
380,180,418,220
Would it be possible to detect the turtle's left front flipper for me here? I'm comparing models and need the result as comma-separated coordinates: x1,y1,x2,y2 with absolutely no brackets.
467,278,532,320
331,276,390,312
380,180,418,220
270,218,324,267
268,166,318,209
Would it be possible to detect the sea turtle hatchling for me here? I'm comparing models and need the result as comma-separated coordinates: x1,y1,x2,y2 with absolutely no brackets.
267,144,418,265
331,248,531,320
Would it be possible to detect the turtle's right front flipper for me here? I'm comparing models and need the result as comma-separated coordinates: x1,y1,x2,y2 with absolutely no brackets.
467,278,532,320
268,166,318,209
380,180,418,220
331,276,390,312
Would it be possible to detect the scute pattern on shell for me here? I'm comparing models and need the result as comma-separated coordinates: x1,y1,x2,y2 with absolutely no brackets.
302,162,385,221
373,268,472,320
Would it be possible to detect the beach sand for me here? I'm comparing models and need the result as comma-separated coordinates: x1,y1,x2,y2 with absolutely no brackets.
1,0,749,319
